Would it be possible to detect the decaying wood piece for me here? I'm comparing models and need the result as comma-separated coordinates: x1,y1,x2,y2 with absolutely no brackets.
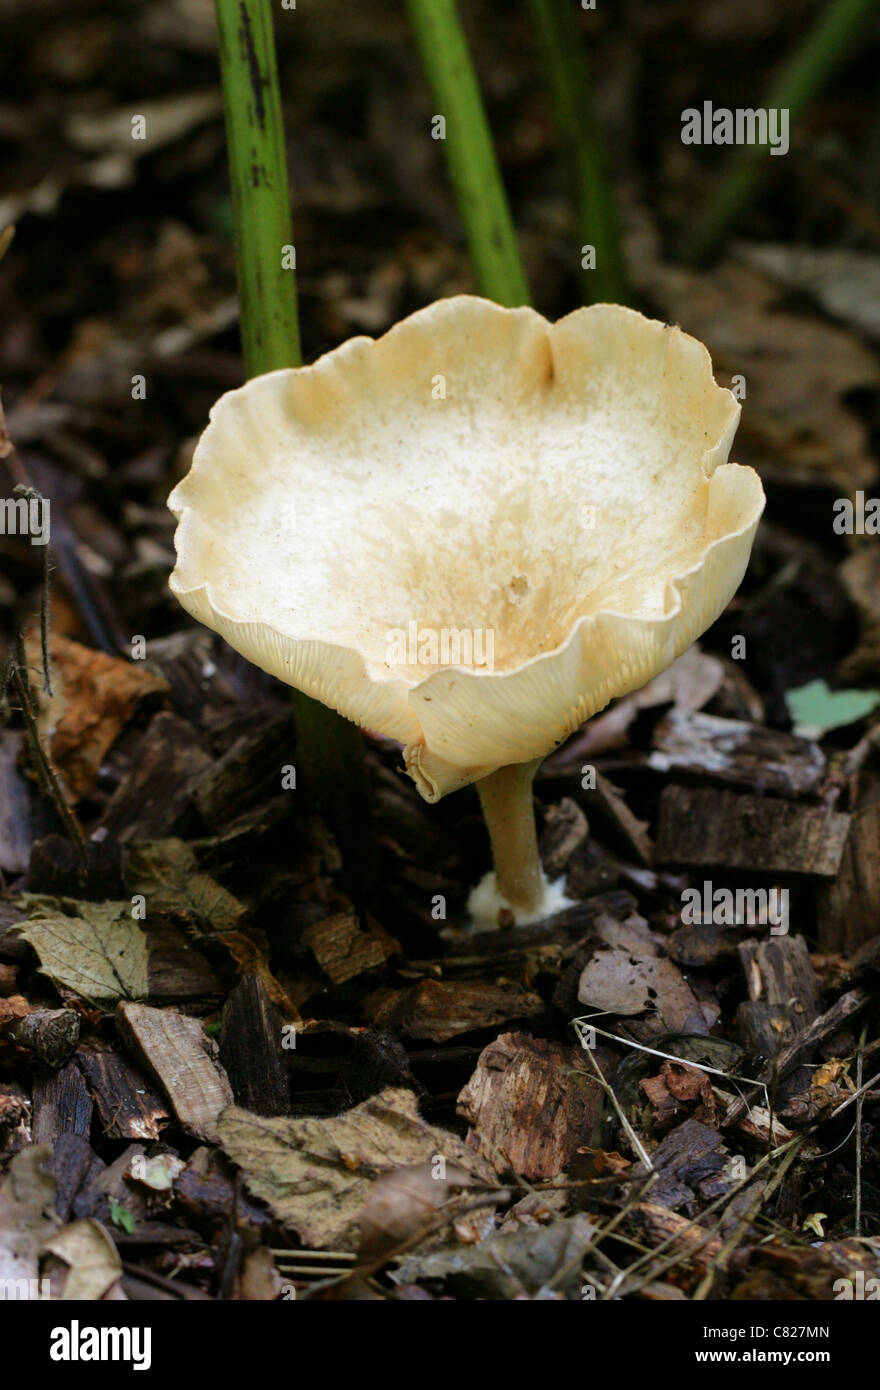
456,1031,607,1180
76,1046,169,1140
302,912,399,985
629,1200,723,1263
144,923,224,1004
4,1008,80,1068
367,979,545,1043
736,936,820,1060
648,711,825,796
632,1118,726,1212
656,786,850,876
46,1133,96,1220
174,1145,274,1235
190,712,293,827
31,1061,93,1144
116,1001,233,1142
220,975,289,1117
582,773,653,866
817,804,880,955
339,1026,423,1105
443,889,639,963
723,987,871,1128
538,798,590,879
100,711,213,842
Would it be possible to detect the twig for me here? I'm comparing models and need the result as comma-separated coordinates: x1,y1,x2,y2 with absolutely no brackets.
572,1016,654,1169
613,1137,801,1300
826,1066,880,1122
722,988,870,1127
692,1139,804,1300
11,655,87,870
12,484,52,695
855,1026,866,1237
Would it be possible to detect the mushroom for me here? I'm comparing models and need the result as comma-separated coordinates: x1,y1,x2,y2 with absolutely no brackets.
168,295,764,929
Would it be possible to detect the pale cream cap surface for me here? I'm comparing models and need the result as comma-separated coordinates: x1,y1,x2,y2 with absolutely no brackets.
168,295,765,800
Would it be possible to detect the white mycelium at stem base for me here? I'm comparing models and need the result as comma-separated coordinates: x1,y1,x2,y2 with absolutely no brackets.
167,296,766,931
468,758,571,929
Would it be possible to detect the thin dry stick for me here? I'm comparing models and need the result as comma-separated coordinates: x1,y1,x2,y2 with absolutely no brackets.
11,658,87,868
572,1018,654,1169
827,1067,880,1121
692,1138,804,1301
578,1168,659,1289
608,1137,801,1300
12,484,53,695
855,1027,866,1237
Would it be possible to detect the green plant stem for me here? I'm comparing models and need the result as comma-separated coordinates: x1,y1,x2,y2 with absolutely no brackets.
214,0,371,891
526,0,627,304
406,0,530,306
685,0,879,264
214,0,300,372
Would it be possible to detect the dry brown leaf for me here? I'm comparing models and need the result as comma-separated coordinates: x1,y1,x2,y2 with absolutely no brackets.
42,1219,124,1301
0,1144,59,1290
25,630,168,801
219,1088,496,1251
639,1060,718,1129
125,838,299,1017
357,1161,475,1263
15,900,149,1009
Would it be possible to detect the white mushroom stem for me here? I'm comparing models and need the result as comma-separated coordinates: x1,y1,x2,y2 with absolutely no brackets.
474,757,546,916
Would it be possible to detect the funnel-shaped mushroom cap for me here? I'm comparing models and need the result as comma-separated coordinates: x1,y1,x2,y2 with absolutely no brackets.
169,296,764,801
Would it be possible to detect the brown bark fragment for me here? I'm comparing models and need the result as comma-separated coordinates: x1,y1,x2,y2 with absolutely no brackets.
656,785,850,876
456,1031,607,1180
817,804,880,954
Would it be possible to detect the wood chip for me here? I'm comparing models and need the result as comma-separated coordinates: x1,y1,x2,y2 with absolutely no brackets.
367,979,545,1043
76,1046,169,1141
582,773,654,866
302,912,399,984
736,933,821,1058
116,1001,233,1142
633,1118,725,1212
629,1200,722,1262
723,988,870,1127
656,786,850,876
456,1031,606,1180
817,804,880,954
648,710,825,796
32,1062,93,1145
5,1008,80,1068
100,711,212,843
220,975,290,1117
538,798,589,878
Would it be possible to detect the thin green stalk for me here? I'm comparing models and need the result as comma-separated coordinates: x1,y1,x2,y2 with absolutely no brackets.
214,0,300,372
406,0,530,306
685,0,879,264
526,0,627,304
213,0,371,892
